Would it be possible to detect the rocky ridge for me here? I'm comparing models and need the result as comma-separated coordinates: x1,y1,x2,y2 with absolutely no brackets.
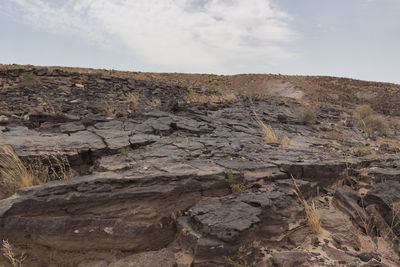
0,66,399,266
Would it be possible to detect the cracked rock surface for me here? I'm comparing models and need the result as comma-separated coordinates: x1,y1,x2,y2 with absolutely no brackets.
0,67,400,266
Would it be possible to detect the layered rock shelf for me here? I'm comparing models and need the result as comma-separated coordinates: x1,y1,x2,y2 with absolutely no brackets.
0,66,400,266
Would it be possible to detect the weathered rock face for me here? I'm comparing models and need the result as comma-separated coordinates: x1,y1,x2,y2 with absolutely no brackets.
0,67,400,266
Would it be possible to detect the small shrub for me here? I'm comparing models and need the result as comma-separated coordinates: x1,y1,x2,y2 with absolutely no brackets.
225,169,246,193
224,246,250,267
354,104,374,120
354,105,388,137
297,105,317,125
19,73,39,88
118,146,131,155
362,114,388,137
185,86,198,102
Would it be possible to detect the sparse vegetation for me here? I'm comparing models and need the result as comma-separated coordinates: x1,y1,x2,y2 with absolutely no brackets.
253,112,290,147
224,246,250,267
259,120,279,144
225,169,246,194
184,86,237,104
119,146,131,155
125,93,139,109
19,73,39,88
354,105,388,137
185,86,198,102
354,105,374,120
0,145,73,195
0,145,35,194
296,104,318,125
1,240,25,267
100,100,132,117
325,130,345,144
362,114,388,137
292,178,321,234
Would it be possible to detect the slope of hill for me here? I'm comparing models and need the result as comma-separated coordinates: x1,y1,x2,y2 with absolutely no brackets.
0,65,399,266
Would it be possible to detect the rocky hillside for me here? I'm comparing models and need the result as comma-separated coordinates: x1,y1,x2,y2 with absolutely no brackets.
0,65,400,266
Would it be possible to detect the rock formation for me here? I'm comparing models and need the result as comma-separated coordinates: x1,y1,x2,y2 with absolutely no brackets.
0,65,399,266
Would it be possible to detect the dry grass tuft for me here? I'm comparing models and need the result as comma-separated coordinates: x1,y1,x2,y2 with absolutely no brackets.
292,178,321,234
0,145,73,195
259,120,279,144
29,154,73,184
253,112,290,147
125,93,139,108
0,145,35,194
1,240,26,267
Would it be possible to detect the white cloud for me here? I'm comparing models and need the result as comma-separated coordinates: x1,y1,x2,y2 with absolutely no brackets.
6,0,298,73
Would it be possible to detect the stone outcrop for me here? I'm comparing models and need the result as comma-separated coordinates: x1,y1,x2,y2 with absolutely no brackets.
0,66,399,266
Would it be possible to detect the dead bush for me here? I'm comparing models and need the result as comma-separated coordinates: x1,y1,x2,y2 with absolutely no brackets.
354,104,374,120
354,105,388,137
360,114,388,137
296,104,318,125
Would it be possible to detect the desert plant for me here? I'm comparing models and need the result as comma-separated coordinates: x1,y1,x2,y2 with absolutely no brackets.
1,240,25,267
224,246,250,267
292,178,321,234
0,145,73,195
354,104,374,120
253,113,290,147
225,169,246,194
259,120,279,144
354,105,388,137
362,114,388,137
185,86,199,102
19,73,39,88
100,100,132,117
280,135,291,148
125,93,139,108
118,146,131,155
0,145,35,194
296,104,318,125
29,154,73,183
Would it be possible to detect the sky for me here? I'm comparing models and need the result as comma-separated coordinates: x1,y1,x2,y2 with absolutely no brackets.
0,0,399,84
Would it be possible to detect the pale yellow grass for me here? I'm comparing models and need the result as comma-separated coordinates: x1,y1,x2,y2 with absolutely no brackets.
1,240,25,267
292,177,321,234
0,145,73,195
0,145,35,194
